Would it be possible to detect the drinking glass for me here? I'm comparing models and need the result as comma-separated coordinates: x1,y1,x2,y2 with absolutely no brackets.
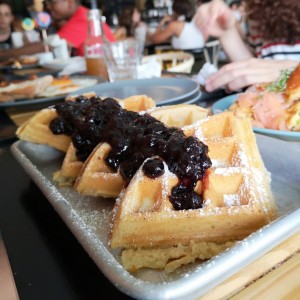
104,39,143,82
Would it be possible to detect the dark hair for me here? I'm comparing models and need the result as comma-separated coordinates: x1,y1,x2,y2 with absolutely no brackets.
118,6,136,37
245,0,300,44
172,0,194,22
229,1,241,8
0,0,14,13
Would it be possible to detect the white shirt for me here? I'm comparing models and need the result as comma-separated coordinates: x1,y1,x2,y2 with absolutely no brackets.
171,21,205,50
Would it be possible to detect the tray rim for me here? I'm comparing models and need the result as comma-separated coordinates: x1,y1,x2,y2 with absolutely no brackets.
10,140,300,300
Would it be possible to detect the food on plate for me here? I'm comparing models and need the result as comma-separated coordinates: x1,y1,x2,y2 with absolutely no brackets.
285,67,300,102
18,55,39,65
73,103,208,197
16,93,155,154
0,75,53,103
16,107,71,152
142,51,194,73
0,75,98,103
52,94,158,187
0,56,38,69
286,100,300,131
37,76,98,98
109,111,276,272
16,95,276,273
229,65,300,131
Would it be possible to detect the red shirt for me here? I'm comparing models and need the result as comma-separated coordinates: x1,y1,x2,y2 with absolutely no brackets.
58,6,116,56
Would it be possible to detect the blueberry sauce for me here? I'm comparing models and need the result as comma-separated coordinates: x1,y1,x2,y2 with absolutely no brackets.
49,96,212,210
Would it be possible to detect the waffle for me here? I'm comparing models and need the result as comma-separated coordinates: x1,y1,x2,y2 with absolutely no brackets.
51,94,157,186
16,94,156,154
16,108,71,152
72,104,208,195
109,112,276,272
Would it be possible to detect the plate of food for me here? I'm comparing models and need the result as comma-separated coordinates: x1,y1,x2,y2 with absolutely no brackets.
12,94,300,299
0,55,39,70
40,56,83,71
0,75,101,109
211,66,300,142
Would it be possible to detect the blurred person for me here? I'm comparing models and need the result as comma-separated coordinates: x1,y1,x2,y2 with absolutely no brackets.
229,0,241,18
114,6,151,46
151,0,205,50
0,0,14,49
0,0,116,60
194,0,300,91
195,0,300,60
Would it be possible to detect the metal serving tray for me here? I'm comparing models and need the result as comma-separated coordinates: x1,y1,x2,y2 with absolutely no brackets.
11,134,300,300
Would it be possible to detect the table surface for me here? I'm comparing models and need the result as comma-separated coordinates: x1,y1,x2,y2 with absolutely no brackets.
1,93,300,300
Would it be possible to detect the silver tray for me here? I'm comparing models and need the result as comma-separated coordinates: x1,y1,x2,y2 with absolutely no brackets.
11,135,300,300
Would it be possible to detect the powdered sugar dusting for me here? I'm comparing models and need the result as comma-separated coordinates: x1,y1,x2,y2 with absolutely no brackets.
224,194,241,206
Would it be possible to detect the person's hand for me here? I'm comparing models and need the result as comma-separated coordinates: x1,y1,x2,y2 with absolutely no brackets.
205,58,299,92
194,0,236,39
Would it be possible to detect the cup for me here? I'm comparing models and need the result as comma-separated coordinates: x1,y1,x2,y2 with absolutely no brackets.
11,32,24,48
103,39,143,82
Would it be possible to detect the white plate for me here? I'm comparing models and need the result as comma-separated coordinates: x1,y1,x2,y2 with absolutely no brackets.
40,56,82,71
0,76,103,110
11,135,300,300
67,78,200,106
212,94,300,142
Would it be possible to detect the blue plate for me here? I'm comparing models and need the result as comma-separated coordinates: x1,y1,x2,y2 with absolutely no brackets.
67,78,200,106
212,94,300,142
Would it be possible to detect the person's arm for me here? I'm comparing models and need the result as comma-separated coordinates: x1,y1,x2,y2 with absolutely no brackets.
205,58,299,92
219,25,252,61
0,41,46,61
194,0,252,61
151,16,177,44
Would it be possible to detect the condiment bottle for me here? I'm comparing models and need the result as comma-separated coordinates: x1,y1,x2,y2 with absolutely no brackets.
85,8,109,80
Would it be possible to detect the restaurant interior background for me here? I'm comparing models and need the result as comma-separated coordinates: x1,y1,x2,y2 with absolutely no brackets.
4,0,222,77
9,0,173,25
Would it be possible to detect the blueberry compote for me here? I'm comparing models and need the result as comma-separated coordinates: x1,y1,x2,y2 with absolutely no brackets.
49,96,212,210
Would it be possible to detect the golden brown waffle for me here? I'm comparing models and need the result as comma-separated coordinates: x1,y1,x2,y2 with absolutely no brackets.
109,112,276,272
16,108,71,152
72,104,208,195
148,103,208,128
